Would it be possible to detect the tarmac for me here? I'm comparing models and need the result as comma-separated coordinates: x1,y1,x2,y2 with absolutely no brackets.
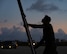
0,46,67,54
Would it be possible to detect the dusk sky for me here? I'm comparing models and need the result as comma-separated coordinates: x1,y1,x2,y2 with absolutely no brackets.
0,0,67,41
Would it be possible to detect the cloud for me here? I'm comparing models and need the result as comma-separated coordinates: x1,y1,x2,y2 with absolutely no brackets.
26,0,59,13
0,25,43,42
0,25,67,42
4,19,8,23
0,26,27,41
55,28,67,40
57,28,65,34
19,22,23,26
0,19,8,23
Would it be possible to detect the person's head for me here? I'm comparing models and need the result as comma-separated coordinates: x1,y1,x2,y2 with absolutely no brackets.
42,15,51,24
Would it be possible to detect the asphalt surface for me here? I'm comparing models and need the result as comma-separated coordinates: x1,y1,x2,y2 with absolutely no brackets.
0,46,67,54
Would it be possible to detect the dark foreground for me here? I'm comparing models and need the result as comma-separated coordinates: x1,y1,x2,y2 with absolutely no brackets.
0,46,67,54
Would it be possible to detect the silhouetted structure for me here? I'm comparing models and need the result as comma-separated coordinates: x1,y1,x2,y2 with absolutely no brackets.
28,15,58,54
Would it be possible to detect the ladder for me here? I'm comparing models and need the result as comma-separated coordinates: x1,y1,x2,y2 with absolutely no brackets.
17,0,36,54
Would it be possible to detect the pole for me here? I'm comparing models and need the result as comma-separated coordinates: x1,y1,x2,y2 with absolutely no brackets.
17,0,36,54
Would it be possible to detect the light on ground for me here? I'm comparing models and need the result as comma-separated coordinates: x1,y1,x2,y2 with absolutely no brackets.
33,43,35,46
9,46,11,48
1,46,3,48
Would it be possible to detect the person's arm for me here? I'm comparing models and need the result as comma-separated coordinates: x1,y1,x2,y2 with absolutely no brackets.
28,24,43,28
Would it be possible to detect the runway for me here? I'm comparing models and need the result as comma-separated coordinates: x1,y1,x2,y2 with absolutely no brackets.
0,46,67,54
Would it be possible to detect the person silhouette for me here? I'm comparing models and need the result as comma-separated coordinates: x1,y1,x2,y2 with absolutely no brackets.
28,15,58,54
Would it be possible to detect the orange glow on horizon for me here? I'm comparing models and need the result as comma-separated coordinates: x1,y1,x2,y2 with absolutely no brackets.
53,24,67,34
0,23,67,34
